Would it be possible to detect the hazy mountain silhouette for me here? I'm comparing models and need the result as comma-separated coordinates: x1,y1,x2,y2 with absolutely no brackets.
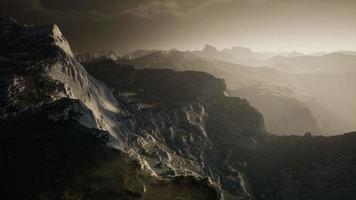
115,49,356,135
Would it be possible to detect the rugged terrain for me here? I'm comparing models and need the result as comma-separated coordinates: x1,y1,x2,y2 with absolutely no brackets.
116,50,321,134
83,58,356,200
0,17,222,200
83,60,265,199
1,18,356,200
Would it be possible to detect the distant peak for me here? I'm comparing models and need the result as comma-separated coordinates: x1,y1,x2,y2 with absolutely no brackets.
203,44,218,53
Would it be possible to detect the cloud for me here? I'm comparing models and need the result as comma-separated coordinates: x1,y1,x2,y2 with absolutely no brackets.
119,0,235,19
0,0,236,21
121,0,180,18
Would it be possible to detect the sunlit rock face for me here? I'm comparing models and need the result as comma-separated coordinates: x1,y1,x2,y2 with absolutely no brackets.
0,18,266,199
84,61,266,199
0,18,222,200
0,16,122,139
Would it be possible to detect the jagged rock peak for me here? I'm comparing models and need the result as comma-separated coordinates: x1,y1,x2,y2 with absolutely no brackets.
0,16,63,37
0,17,73,57
29,23,62,36
31,24,74,57
0,18,121,143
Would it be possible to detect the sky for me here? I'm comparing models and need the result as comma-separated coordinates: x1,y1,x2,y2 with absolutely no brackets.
1,0,356,54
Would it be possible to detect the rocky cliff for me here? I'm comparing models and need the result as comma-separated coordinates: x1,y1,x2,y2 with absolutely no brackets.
0,18,224,200
84,60,265,199
0,18,266,200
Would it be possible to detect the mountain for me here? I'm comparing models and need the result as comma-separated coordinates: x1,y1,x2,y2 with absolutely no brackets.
124,49,162,60
222,46,255,60
83,60,265,199
1,18,356,200
75,49,121,63
193,45,305,62
193,44,239,63
118,50,323,135
0,17,222,200
83,59,356,200
230,86,319,134
236,52,356,74
335,50,356,56
119,49,356,135
231,53,356,133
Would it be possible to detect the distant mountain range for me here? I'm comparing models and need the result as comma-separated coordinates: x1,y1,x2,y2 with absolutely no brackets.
196,45,306,61
96,48,355,135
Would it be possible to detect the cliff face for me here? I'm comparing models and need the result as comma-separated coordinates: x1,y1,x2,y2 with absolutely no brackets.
0,18,223,200
84,61,265,199
0,18,266,199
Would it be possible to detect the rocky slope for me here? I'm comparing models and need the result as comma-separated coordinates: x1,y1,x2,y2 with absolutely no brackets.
0,99,219,200
83,59,356,200
0,17,222,200
84,60,265,199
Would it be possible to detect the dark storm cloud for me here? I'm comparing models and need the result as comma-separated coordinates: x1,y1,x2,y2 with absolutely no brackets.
0,0,232,52
0,0,231,21
1,0,355,53
39,0,212,16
